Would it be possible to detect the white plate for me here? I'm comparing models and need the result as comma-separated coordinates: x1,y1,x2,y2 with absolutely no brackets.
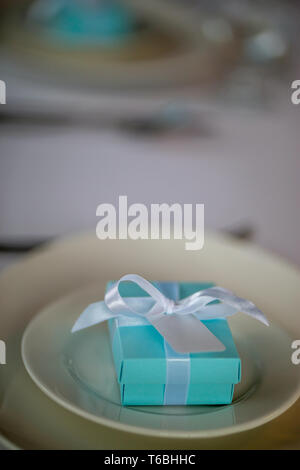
1,233,300,448
21,282,300,438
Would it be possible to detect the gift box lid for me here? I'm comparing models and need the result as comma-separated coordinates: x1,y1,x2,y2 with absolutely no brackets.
107,281,241,385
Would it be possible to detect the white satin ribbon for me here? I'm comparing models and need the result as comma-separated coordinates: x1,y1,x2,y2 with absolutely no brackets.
72,274,268,353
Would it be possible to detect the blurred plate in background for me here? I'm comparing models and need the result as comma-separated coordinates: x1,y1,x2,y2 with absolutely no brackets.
0,0,240,90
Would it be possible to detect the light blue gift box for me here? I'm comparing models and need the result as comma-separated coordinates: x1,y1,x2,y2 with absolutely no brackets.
107,281,241,406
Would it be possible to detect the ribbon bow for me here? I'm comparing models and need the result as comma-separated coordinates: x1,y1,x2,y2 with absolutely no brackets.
72,274,268,353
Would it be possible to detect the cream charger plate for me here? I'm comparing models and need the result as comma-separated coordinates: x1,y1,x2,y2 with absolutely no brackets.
21,284,299,438
1,233,300,448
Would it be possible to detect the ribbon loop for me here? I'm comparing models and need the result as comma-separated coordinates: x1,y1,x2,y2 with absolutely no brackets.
104,274,167,319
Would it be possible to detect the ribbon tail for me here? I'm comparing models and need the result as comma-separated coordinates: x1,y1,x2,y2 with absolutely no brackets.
194,303,238,320
199,287,269,326
71,301,117,333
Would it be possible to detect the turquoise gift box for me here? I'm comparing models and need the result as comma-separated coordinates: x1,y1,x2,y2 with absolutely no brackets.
107,280,241,406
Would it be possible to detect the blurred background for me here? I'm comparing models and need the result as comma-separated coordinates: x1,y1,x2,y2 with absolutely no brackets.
0,0,299,271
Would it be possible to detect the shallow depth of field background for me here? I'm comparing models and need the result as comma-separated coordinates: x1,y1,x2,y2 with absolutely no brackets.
0,0,299,269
